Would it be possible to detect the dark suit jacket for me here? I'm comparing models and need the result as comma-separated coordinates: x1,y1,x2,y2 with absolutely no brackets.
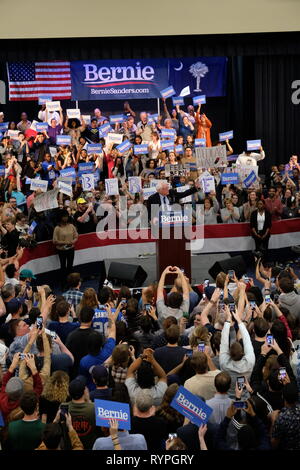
147,186,198,221
250,209,272,235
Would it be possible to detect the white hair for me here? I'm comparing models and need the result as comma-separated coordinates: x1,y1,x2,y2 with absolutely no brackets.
134,389,153,412
156,181,168,192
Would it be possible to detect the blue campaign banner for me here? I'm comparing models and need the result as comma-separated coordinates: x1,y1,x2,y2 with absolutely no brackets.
36,122,48,132
38,96,52,105
247,139,261,151
172,96,184,106
28,220,37,235
221,172,239,185
195,138,206,147
60,167,76,181
71,59,169,101
169,57,227,98
161,128,176,139
116,140,132,153
109,114,126,124
87,144,102,154
99,123,112,136
175,145,184,154
0,122,9,131
0,165,5,176
244,170,257,188
161,140,175,151
56,135,72,146
160,85,176,99
170,386,212,426
192,95,206,106
134,144,148,155
219,130,233,141
95,399,131,430
78,162,95,173
227,154,238,162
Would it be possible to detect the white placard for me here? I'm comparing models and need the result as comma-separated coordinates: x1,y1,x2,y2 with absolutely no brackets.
195,145,227,168
105,133,123,147
33,188,59,212
46,101,61,112
176,185,192,203
67,109,81,119
82,173,95,191
82,115,91,125
58,181,73,197
128,177,142,194
150,179,169,188
105,178,119,196
49,147,57,157
7,130,19,140
201,175,215,193
30,120,38,131
30,178,48,193
142,187,157,200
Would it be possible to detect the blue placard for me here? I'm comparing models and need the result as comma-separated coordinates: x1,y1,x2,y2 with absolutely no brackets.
221,172,239,185
109,114,126,124
159,210,191,227
95,399,131,430
227,154,238,162
170,386,213,426
172,96,184,106
195,138,206,147
161,140,175,151
99,123,112,136
243,170,257,188
28,220,37,235
116,140,132,153
175,145,184,154
36,122,48,132
0,122,9,131
150,113,159,122
56,135,72,146
134,144,148,155
247,139,261,151
0,165,5,176
160,85,176,99
38,96,52,105
78,162,95,174
192,95,206,106
60,167,76,181
87,144,102,154
161,128,176,139
219,130,233,141
0,411,4,427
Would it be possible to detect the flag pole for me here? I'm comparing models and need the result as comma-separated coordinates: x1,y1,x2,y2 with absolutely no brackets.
157,98,160,117
75,101,78,109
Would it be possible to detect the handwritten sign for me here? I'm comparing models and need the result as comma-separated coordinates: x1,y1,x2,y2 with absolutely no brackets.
33,188,59,212
46,101,61,112
67,109,81,119
196,145,227,168
202,175,215,193
105,178,119,196
81,174,95,191
160,86,176,99
128,177,142,194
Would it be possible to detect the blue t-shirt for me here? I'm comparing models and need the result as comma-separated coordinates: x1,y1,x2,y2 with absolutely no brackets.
78,337,116,390
48,321,80,344
91,307,124,336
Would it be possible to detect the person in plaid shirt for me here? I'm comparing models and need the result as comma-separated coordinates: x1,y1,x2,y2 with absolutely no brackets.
62,273,83,309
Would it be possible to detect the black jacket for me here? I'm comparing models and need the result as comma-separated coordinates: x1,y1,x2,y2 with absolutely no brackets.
147,186,198,221
250,209,272,234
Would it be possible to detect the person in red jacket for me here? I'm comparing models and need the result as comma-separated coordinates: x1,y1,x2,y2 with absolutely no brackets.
0,352,43,423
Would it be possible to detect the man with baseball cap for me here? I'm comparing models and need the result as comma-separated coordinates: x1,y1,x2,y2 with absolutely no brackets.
89,365,112,402
19,269,36,281
73,197,97,234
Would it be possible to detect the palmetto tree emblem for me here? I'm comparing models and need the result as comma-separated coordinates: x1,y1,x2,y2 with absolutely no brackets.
189,62,209,92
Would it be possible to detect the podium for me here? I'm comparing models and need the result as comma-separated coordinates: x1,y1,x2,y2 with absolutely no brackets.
155,210,192,282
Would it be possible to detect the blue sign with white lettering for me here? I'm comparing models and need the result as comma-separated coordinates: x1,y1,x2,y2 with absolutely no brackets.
221,172,239,185
109,115,126,124
175,145,184,154
56,135,72,146
78,162,95,174
161,128,176,139
161,140,175,151
171,386,213,426
99,123,112,136
134,144,148,155
0,122,9,131
95,399,131,430
243,170,257,188
0,165,5,176
87,144,102,154
60,167,76,181
38,96,52,105
195,138,206,147
172,96,184,106
28,220,37,235
160,85,176,99
219,130,233,141
116,140,132,153
36,122,48,132
193,95,206,106
247,139,261,151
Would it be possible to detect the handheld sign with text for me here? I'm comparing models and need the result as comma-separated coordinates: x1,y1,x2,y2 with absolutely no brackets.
78,162,95,174
149,113,159,122
49,147,57,157
160,86,176,99
30,179,48,193
219,130,233,142
0,166,5,176
247,139,261,151
38,96,52,105
202,175,215,193
142,187,157,200
82,115,91,125
99,123,112,137
134,144,148,155
161,140,175,151
60,167,76,182
95,399,131,430
56,135,71,146
28,220,37,235
116,140,132,153
195,138,206,147
82,174,95,191
192,95,206,106
87,144,102,154
105,133,123,147
58,181,73,197
175,145,184,154
46,101,61,112
109,114,126,124
67,109,81,120
128,177,142,194
105,178,119,196
0,122,9,131
243,170,257,188
7,130,19,140
161,128,176,140
221,172,239,185
172,96,184,106
170,386,213,426
36,122,48,133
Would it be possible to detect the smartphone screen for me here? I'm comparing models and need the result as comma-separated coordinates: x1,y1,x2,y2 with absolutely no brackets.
185,349,193,357
228,270,235,279
279,367,287,379
249,301,256,308
229,303,235,313
233,401,247,409
265,295,271,304
168,433,177,440
36,316,43,329
237,376,245,390
266,334,274,345
198,342,205,352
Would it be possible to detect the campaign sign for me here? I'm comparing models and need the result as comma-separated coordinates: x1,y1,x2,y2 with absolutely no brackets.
128,177,142,194
172,96,184,106
142,186,157,200
28,220,37,235
195,138,206,147
150,113,159,122
105,178,119,196
161,128,176,139
58,181,73,197
38,96,52,105
227,154,238,162
202,175,215,193
95,399,131,430
221,172,239,185
87,144,102,154
67,109,81,119
116,140,132,153
175,145,184,154
0,165,5,176
36,122,48,132
243,170,257,188
159,210,191,227
161,86,176,99
30,178,48,192
7,130,19,140
219,130,233,141
78,162,95,174
46,101,61,112
247,139,261,151
99,123,112,136
60,167,76,182
82,115,91,125
82,174,95,191
56,135,71,146
134,144,148,155
171,386,212,426
192,95,206,106
109,114,126,124
161,140,175,151
0,122,9,131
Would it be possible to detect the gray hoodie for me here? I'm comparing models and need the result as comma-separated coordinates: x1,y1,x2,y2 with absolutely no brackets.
279,291,300,320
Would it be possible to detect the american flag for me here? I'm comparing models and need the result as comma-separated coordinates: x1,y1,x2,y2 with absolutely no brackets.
7,61,71,101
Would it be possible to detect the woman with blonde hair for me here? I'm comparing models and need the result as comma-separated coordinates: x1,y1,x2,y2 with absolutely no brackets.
39,371,70,423
189,325,211,350
76,287,99,316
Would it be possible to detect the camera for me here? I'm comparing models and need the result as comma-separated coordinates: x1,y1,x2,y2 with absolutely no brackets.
264,294,271,304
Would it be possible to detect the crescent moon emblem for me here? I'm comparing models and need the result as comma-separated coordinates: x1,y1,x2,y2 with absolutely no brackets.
174,62,183,71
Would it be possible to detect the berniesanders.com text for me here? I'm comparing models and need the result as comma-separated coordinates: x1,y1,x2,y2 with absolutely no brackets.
91,87,149,95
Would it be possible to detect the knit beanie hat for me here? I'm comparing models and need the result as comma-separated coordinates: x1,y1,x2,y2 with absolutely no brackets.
5,377,24,401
